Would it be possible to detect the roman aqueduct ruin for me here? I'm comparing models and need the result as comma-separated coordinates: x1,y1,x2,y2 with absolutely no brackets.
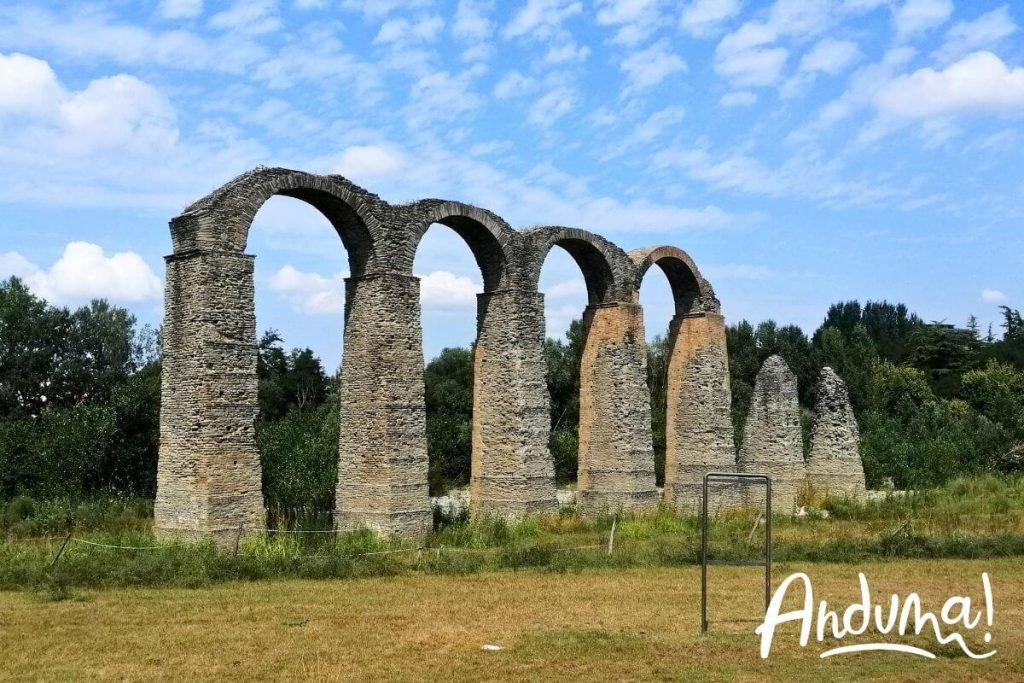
156,166,864,542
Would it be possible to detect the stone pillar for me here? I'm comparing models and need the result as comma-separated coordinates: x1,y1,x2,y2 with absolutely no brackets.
577,302,660,513
335,272,432,535
470,289,559,518
807,367,866,497
737,355,806,512
663,312,738,513
155,250,265,545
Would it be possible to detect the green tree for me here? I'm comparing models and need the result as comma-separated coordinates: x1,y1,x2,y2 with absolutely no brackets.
257,398,339,512
545,319,585,484
646,334,668,486
59,299,139,406
906,324,976,398
0,277,69,417
819,323,877,413
961,360,1024,439
424,347,473,495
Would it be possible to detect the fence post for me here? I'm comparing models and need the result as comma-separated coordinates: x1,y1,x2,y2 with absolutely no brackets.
607,516,617,556
234,524,244,556
50,528,74,567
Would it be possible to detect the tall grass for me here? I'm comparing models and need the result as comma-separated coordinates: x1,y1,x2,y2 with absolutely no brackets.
2,475,1023,595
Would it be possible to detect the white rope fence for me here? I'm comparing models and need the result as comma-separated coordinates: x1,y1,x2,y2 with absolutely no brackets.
71,538,172,551
48,516,621,565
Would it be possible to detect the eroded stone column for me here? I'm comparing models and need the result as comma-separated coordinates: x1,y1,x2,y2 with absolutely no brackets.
156,250,265,544
335,272,432,535
577,302,660,513
807,367,866,497
737,355,806,512
470,289,559,518
663,312,737,513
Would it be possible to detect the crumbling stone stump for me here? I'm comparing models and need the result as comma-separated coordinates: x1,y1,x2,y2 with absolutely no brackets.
806,367,866,497
738,355,806,512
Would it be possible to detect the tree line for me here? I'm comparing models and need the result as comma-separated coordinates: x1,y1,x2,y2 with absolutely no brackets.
1,275,1022,510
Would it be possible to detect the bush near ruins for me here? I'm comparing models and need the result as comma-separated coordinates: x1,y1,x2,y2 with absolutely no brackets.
1,275,1023,511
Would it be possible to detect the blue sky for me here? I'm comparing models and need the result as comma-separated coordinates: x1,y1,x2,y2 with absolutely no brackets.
0,0,1021,369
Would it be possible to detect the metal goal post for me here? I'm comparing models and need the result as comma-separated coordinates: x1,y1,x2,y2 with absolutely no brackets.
700,472,772,634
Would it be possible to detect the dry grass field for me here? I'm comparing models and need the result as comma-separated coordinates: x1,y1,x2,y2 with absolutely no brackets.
1,558,1020,682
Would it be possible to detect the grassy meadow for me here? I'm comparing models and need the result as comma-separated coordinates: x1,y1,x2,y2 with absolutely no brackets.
1,476,1022,680
0,559,1019,681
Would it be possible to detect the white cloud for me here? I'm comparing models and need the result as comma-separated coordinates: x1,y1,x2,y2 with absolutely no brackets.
543,42,591,63
621,40,687,93
494,70,534,98
270,266,481,314
680,0,740,37
159,0,204,20
374,15,445,44
504,0,583,39
335,145,407,182
406,70,483,125
0,251,38,279
528,88,576,125
720,90,757,107
0,52,267,209
715,22,788,86
799,38,861,75
270,265,348,315
715,0,840,88
601,105,687,160
545,278,587,298
454,0,495,40
0,52,63,115
0,5,269,76
544,303,582,338
875,51,1024,120
0,52,178,157
596,0,664,45
652,145,909,207
841,0,890,11
341,0,433,18
782,38,861,98
767,0,835,37
1,242,162,304
631,106,686,142
208,0,280,35
319,140,755,234
934,6,1018,64
419,271,482,308
893,0,953,39
981,289,1006,303
790,46,916,139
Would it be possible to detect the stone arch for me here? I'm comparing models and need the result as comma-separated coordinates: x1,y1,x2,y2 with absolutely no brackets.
157,167,407,543
628,246,735,513
396,202,558,518
629,246,719,315
398,199,515,292
171,166,380,277
522,227,658,512
520,227,635,305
